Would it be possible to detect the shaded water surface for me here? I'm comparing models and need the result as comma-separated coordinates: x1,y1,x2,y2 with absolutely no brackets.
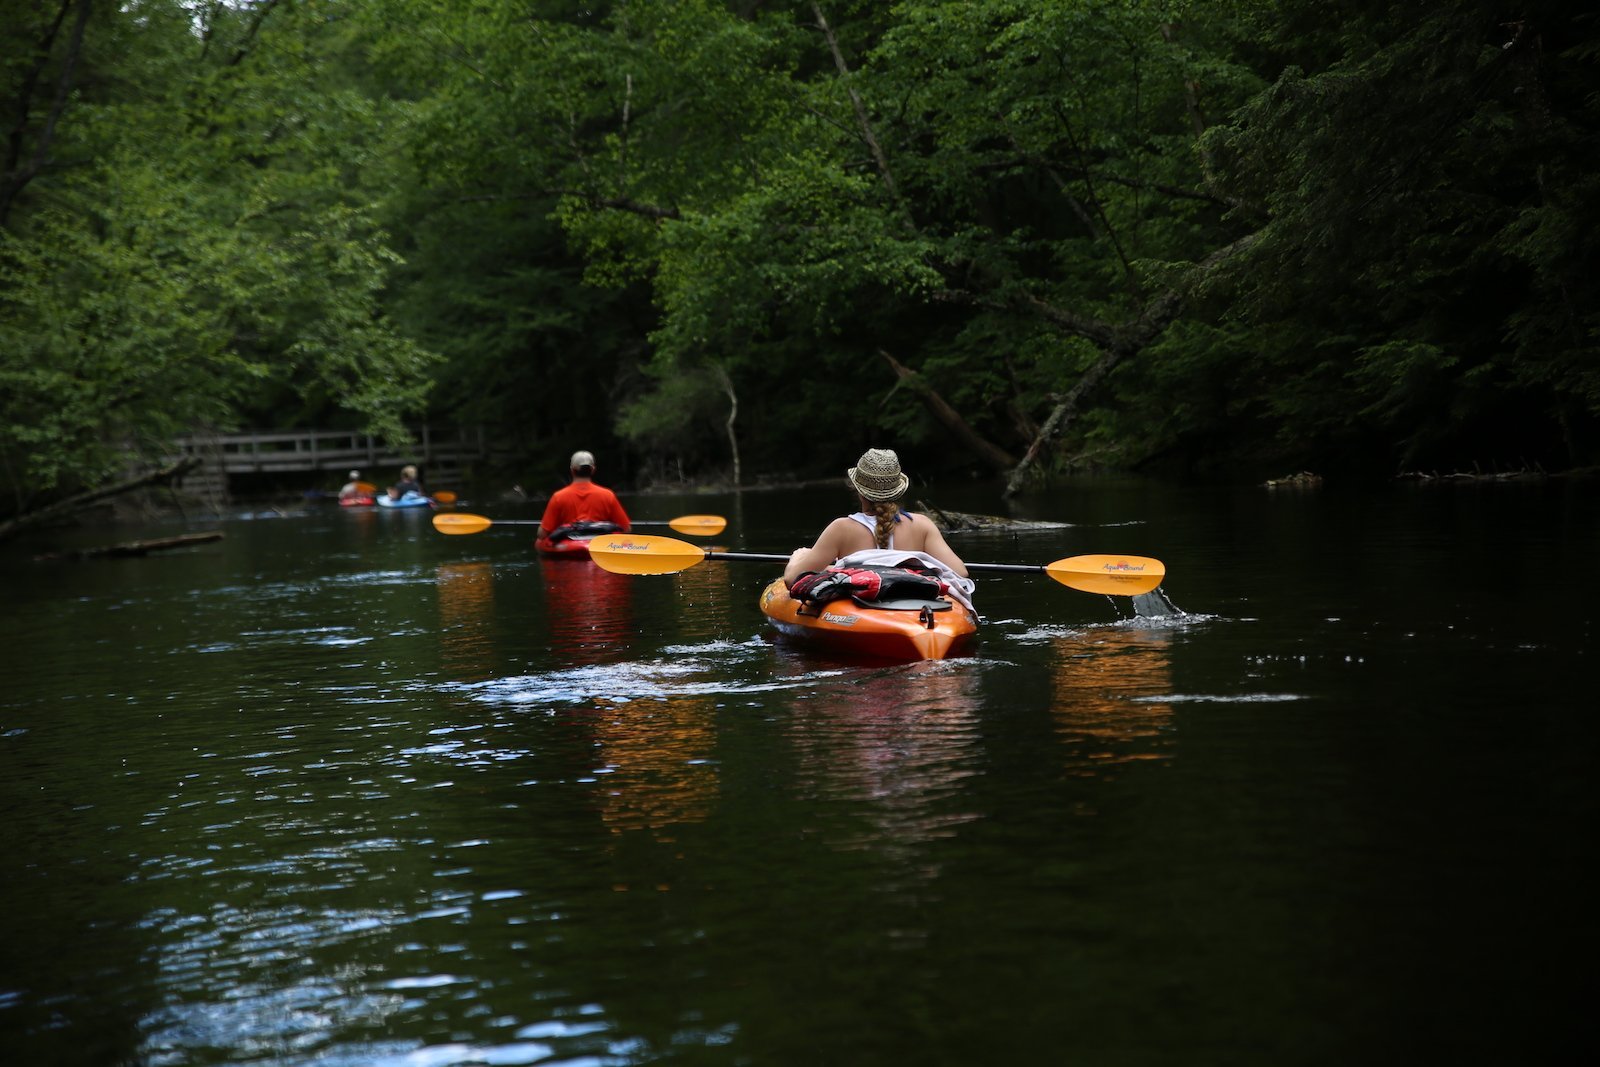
2,480,1594,1065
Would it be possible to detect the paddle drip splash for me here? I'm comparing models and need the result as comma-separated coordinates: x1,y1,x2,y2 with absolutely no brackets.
1124,588,1184,619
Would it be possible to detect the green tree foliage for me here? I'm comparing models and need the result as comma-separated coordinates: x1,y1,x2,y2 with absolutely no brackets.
428,0,1594,480
6,0,1596,513
1192,0,1600,472
614,362,730,481
354,0,663,471
364,0,1267,482
0,0,433,514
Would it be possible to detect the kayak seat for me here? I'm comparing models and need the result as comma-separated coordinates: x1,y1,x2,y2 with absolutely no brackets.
548,520,622,543
853,597,951,612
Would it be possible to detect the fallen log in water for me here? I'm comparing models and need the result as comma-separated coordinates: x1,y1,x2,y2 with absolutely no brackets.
0,457,201,543
1395,467,1546,483
1263,471,1324,489
916,500,1072,533
34,530,224,562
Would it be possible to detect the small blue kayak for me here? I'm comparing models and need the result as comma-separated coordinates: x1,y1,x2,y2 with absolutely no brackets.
375,492,433,509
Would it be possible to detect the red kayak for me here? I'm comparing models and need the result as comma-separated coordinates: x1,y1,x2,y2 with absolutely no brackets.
758,577,978,661
535,535,594,559
339,495,376,508
535,521,625,560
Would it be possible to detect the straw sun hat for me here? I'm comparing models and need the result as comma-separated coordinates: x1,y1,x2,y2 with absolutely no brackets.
847,448,910,502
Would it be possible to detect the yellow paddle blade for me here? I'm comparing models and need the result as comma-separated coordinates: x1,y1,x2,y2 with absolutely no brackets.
589,534,708,575
666,514,727,536
1045,554,1166,595
432,490,458,505
433,513,493,535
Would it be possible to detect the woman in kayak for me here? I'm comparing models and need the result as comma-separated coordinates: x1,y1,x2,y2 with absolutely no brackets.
388,464,423,500
783,448,969,588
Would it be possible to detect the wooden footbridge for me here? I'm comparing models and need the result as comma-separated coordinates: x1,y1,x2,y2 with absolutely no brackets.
172,426,491,499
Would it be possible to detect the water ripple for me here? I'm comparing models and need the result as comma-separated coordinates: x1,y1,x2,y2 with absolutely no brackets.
449,645,840,708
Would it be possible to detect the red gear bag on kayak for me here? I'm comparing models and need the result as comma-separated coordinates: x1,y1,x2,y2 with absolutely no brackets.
789,566,947,605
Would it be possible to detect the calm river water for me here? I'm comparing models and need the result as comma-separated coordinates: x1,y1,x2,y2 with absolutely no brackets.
1,477,1594,1066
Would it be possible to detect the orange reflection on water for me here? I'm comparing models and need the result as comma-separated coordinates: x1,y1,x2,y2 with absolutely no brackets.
436,561,496,681
591,695,718,837
1050,625,1175,772
786,662,984,857
542,561,635,666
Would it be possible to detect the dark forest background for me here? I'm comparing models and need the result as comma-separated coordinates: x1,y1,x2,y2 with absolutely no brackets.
4,0,1596,517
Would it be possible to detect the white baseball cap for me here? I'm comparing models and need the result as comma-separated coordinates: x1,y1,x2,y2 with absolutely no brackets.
570,450,596,469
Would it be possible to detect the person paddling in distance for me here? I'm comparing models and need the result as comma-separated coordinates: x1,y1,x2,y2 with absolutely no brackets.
783,448,970,591
338,469,366,502
537,450,631,540
388,464,423,501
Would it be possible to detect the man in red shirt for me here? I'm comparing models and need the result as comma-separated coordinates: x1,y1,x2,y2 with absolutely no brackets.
538,450,631,539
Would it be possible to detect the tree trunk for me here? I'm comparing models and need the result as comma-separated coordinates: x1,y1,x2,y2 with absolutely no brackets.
0,456,200,542
1003,346,1128,496
1002,230,1263,495
878,350,1016,473
1,0,92,230
812,3,902,208
715,364,741,488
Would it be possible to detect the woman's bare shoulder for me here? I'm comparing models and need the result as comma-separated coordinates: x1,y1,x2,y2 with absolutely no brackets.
906,512,962,558
813,515,855,538
811,515,861,546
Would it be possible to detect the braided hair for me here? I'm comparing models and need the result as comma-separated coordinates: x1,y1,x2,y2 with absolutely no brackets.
868,498,901,549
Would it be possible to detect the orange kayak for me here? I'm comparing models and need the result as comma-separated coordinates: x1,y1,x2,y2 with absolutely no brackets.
758,578,977,661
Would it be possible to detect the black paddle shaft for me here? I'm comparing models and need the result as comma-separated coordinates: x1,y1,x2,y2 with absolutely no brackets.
964,562,1046,574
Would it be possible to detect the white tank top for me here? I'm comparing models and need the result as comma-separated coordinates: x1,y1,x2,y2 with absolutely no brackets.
847,510,906,549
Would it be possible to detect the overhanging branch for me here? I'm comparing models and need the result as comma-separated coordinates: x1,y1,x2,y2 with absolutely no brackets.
1002,229,1263,495
879,350,1016,473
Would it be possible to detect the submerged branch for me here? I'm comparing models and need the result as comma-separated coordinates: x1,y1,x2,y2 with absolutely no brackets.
34,530,223,562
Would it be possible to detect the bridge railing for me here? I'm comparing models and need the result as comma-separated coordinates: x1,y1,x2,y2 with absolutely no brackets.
173,426,489,475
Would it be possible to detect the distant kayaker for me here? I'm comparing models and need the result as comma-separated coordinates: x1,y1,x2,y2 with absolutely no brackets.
783,448,969,587
538,450,631,538
388,464,423,500
338,469,365,501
